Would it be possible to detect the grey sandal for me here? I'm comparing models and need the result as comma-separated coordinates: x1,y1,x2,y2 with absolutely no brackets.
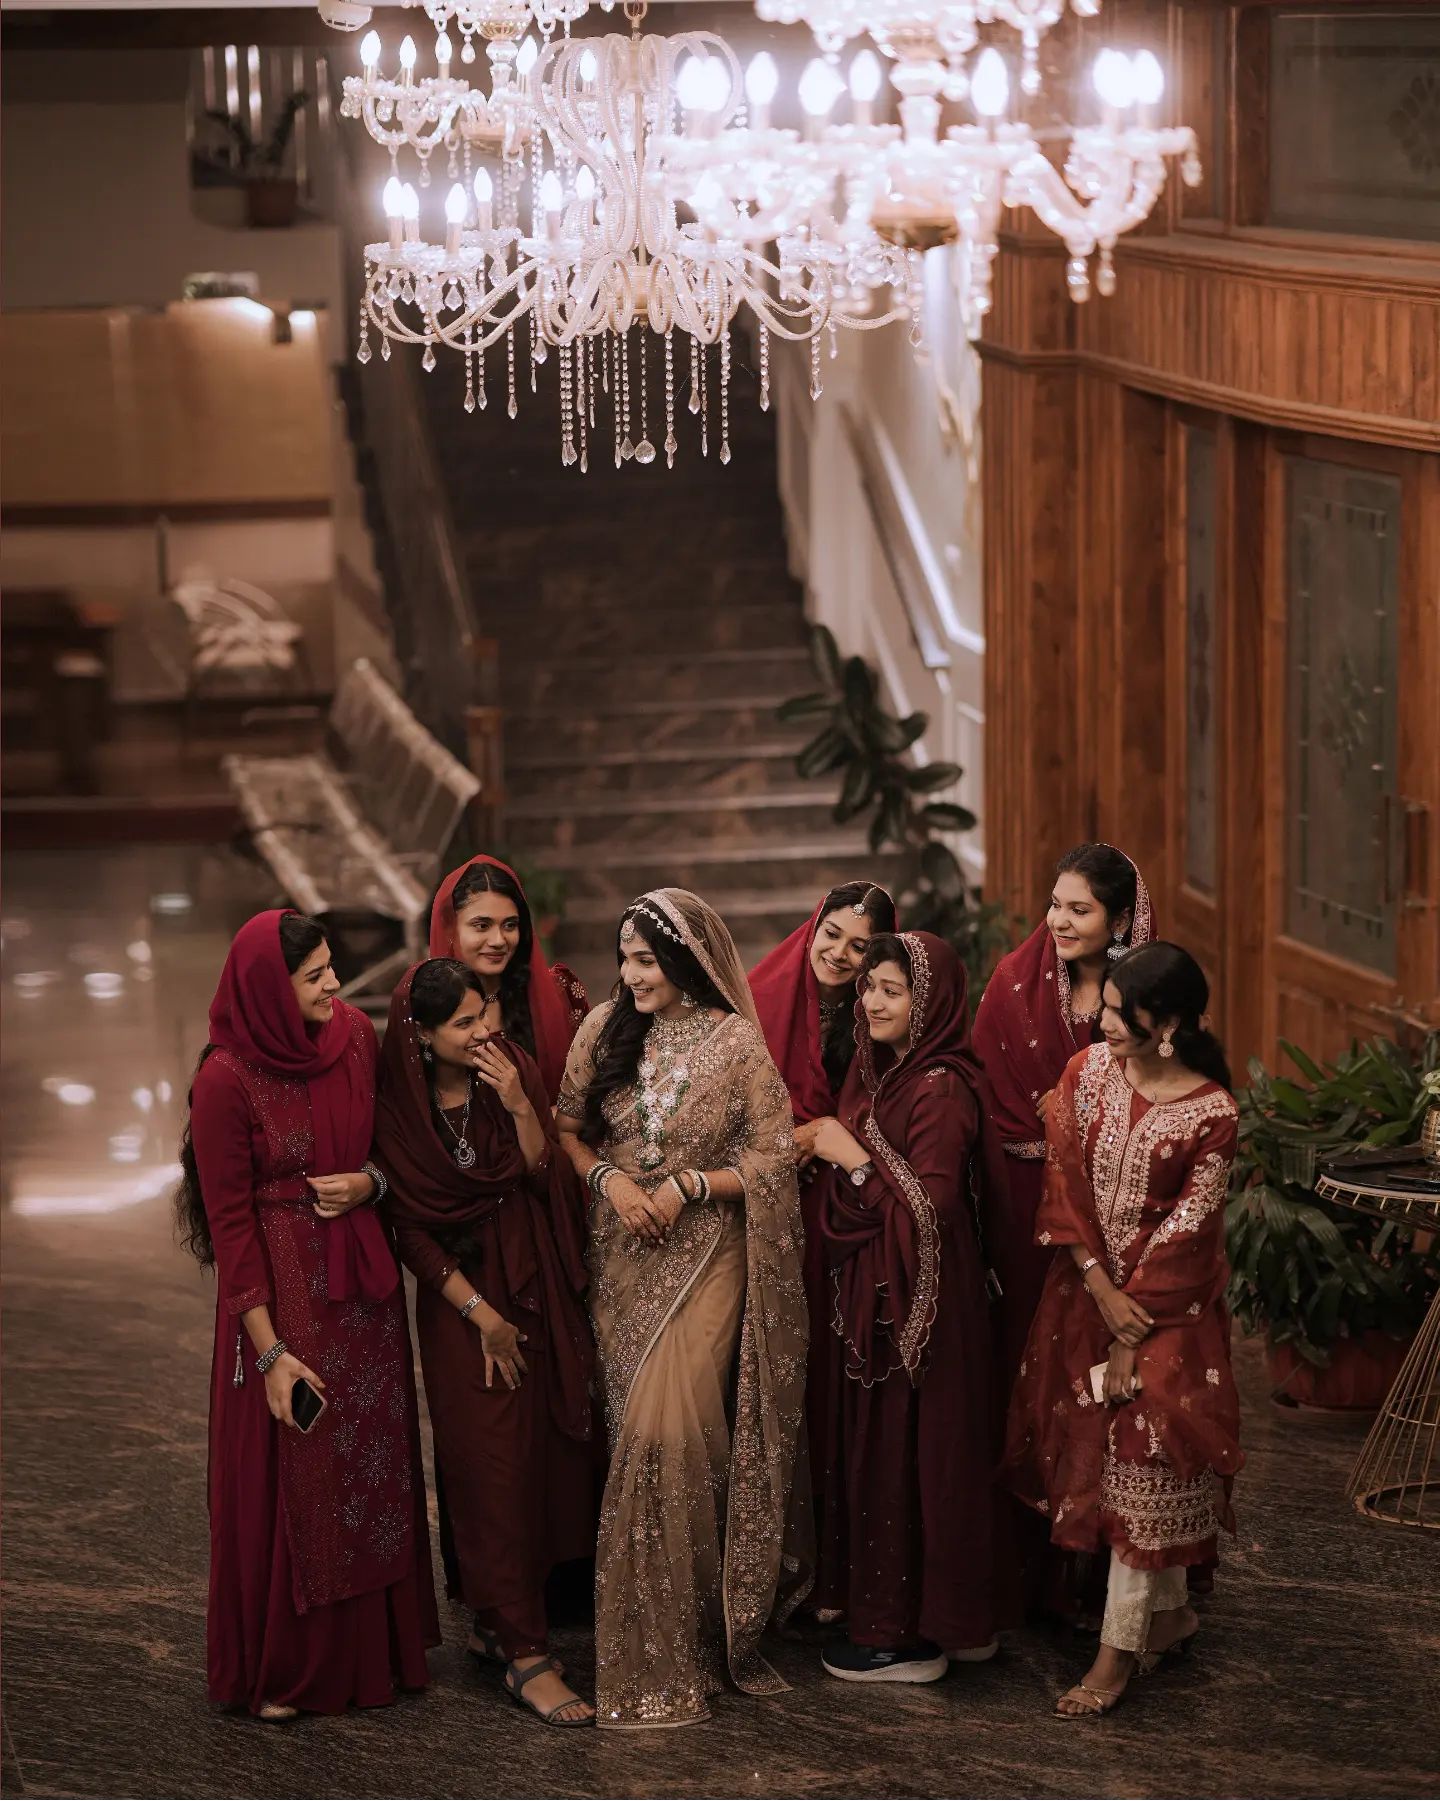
504,1658,594,1728
468,1626,565,1677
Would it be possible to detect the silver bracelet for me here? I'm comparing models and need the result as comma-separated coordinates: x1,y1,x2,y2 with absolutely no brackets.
459,1292,484,1320
362,1160,387,1204
255,1339,288,1376
1079,1256,1100,1279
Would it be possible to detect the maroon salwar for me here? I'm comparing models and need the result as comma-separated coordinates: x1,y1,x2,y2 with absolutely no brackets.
813,932,1010,1651
375,967,597,1663
192,945,438,1716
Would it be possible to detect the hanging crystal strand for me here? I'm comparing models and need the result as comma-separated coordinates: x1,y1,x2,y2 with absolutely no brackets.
506,325,518,419
422,321,437,373
602,332,612,398
718,327,731,466
688,336,702,415
612,337,623,469
906,255,925,348
559,341,575,466
586,336,596,429
356,302,372,365
576,339,589,474
464,326,476,413
381,335,391,362
699,340,709,457
634,330,654,463
758,322,770,411
809,333,822,400
478,331,488,410
619,328,634,460
663,328,677,469
828,320,839,360
528,310,538,392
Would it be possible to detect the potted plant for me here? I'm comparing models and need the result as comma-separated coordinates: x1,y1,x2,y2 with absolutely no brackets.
1225,1032,1440,1411
778,624,1013,1000
204,90,309,229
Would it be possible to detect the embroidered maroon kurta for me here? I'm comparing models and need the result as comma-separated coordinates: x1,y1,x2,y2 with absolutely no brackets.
191,999,438,1714
1005,1043,1243,1570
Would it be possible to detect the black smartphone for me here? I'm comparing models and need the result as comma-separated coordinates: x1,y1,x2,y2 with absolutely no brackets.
291,1377,327,1433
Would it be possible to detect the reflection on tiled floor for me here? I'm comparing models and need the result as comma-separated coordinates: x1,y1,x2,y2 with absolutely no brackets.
3,847,1439,1800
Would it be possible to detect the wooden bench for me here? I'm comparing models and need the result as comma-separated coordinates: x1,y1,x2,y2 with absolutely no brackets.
224,658,479,1002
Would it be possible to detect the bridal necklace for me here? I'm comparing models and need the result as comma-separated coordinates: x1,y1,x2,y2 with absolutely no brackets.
436,1073,477,1169
635,1006,712,1172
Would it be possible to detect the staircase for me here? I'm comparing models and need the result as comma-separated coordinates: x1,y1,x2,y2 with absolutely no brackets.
417,346,909,998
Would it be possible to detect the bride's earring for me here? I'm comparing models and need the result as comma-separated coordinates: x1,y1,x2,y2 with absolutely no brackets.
420,1038,433,1063
1107,928,1128,962
1158,1032,1175,1059
680,993,697,1010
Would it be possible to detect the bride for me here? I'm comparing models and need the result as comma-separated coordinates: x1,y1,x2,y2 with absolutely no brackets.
557,887,811,1729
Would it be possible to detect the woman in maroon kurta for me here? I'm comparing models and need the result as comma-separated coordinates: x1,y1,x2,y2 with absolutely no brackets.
374,957,597,1727
177,910,438,1720
803,931,1010,1681
749,880,898,1541
429,855,589,1102
973,843,1154,1381
1005,943,1241,1717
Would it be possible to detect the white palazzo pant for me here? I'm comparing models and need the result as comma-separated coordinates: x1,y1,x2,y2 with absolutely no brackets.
1101,1557,1189,1653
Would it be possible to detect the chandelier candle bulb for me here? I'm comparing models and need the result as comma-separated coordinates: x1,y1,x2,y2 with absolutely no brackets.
539,169,564,242
970,47,1009,122
1092,48,1137,115
444,182,467,253
435,31,453,74
516,36,538,83
473,165,494,233
848,49,881,126
745,52,779,130
402,182,421,242
575,163,596,225
579,48,598,91
399,34,417,84
1131,49,1164,121
360,28,381,76
383,175,405,249
798,57,844,138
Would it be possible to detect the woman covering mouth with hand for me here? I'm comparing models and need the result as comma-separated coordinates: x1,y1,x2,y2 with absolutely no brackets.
373,957,598,1728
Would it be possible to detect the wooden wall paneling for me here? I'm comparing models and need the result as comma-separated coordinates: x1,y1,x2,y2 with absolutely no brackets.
1231,5,1269,229
1394,447,1440,1028
1221,421,1269,1069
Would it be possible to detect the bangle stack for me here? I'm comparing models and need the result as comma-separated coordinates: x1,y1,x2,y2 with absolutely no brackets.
679,1169,711,1205
255,1340,288,1376
459,1292,484,1320
362,1160,388,1204
586,1161,618,1203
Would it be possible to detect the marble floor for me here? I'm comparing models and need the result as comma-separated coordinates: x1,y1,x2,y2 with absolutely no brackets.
3,845,1439,1801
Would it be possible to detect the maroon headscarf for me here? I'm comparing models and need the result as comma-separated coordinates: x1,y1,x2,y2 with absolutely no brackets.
207,909,397,1304
829,931,1009,1383
373,965,593,1443
429,854,576,1101
973,847,1155,1152
750,888,898,1124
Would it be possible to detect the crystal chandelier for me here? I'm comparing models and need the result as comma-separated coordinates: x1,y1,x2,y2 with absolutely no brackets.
670,30,1199,335
351,5,916,468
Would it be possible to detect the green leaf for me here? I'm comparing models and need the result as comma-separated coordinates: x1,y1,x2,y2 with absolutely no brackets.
920,840,965,900
809,623,843,692
1294,1204,1348,1262
842,656,879,717
868,711,929,755
833,758,877,824
776,692,836,722
795,727,849,780
904,761,964,794
920,801,978,832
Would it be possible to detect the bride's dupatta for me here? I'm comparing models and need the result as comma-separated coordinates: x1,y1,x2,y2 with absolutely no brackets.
561,888,811,1723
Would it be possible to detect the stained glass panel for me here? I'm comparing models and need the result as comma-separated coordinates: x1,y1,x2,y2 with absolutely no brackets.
1285,458,1401,973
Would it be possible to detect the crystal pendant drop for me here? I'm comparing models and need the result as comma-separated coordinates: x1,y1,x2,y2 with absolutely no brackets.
461,38,476,62
381,338,392,361
508,394,518,419
533,341,548,365
356,339,372,365
719,443,731,466
634,439,656,465
620,435,634,461
422,344,437,372
687,389,701,415
464,389,476,413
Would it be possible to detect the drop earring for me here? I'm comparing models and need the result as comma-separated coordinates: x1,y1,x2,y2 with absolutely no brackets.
1107,928,1128,961
420,1040,433,1063
1158,1033,1175,1060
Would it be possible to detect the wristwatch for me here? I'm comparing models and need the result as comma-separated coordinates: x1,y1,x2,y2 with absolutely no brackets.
849,1161,874,1187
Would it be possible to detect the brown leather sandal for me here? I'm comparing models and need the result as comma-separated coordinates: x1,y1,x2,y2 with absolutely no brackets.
1054,1681,1126,1719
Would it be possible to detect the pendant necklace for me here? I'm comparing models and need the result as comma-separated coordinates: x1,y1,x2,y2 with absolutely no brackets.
437,1074,477,1169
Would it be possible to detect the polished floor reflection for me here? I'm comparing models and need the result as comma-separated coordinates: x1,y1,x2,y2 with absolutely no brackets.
3,847,1438,1800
